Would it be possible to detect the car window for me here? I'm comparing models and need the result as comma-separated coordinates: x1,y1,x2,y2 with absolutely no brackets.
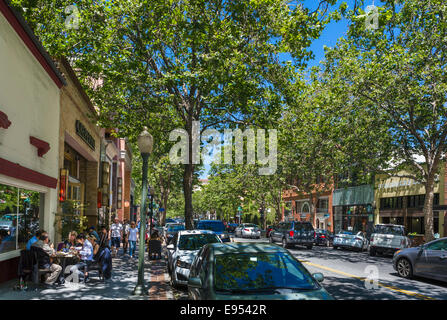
178,233,220,250
213,252,318,292
197,221,225,232
426,239,447,251
294,223,313,231
167,224,185,232
374,225,405,236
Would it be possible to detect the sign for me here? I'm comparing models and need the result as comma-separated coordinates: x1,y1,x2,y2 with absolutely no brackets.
75,120,95,150
159,208,165,212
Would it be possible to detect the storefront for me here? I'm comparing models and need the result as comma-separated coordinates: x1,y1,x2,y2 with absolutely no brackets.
57,58,101,241
375,172,445,237
332,185,375,235
0,1,65,282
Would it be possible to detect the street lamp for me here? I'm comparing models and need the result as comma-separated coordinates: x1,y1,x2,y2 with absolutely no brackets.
133,127,153,296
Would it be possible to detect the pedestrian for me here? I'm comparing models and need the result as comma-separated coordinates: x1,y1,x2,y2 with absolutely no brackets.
127,221,138,259
109,218,123,257
122,219,130,255
88,226,100,242
99,226,109,249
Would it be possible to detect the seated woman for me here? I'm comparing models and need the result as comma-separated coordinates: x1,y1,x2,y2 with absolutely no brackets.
64,231,79,251
88,235,101,261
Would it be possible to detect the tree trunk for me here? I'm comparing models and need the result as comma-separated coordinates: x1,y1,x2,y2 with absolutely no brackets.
184,163,194,230
161,191,169,226
423,175,436,242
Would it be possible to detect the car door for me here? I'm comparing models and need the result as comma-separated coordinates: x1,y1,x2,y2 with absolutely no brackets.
272,224,281,242
420,239,447,281
168,233,178,271
189,246,209,299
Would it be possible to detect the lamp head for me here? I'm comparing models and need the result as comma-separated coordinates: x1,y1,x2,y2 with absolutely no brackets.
137,127,153,154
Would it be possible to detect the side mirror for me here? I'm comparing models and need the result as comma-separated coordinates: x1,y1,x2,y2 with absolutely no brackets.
312,273,324,283
188,277,202,288
167,244,175,250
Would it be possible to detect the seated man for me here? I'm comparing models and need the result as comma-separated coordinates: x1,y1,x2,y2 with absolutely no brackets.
31,234,62,286
70,233,94,283
26,230,44,251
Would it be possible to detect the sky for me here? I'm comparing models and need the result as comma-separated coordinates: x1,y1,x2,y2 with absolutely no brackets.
199,0,367,179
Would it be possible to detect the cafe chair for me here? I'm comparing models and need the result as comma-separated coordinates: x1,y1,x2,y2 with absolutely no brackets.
87,261,103,281
30,247,52,285
148,239,162,260
16,249,34,290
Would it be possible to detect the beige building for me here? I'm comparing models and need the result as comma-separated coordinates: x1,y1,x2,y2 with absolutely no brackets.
56,58,102,240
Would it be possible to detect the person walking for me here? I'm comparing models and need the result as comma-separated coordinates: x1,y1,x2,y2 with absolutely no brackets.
109,218,123,257
122,219,130,255
127,221,138,259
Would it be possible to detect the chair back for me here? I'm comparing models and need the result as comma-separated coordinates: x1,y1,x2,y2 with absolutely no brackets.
148,239,162,253
18,249,34,277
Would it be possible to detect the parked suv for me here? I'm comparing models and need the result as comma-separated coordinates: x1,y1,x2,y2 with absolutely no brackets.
369,224,411,256
269,221,314,249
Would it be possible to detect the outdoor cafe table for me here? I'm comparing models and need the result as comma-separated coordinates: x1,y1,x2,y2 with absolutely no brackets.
51,252,80,277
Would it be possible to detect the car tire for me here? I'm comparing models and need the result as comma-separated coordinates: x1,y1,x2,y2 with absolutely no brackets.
396,258,413,279
306,245,313,250
369,247,376,256
282,238,288,248
333,245,338,250
170,270,178,289
269,236,273,243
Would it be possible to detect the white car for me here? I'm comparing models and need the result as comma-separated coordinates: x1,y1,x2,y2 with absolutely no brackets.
235,223,261,239
369,224,411,256
333,230,369,252
167,230,222,287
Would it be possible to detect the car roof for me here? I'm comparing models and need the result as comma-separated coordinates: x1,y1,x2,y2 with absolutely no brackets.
207,242,287,255
177,230,216,236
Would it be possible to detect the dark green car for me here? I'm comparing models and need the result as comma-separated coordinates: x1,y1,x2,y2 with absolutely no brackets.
187,242,334,300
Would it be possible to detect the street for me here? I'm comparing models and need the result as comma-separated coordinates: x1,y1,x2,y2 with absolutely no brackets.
173,237,447,300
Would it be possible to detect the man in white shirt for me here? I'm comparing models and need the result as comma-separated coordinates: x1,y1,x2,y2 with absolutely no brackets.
109,218,123,257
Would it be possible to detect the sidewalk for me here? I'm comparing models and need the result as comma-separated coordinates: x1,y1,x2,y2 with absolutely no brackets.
0,245,174,300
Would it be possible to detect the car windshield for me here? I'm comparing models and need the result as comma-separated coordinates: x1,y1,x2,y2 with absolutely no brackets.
167,224,185,232
197,222,225,232
178,233,220,250
214,252,318,292
374,225,405,236
340,231,353,235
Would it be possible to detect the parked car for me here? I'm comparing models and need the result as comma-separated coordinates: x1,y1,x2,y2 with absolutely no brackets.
393,237,447,282
0,220,14,234
333,230,369,252
167,230,222,287
165,218,177,224
369,224,411,256
165,223,185,244
269,221,314,249
314,229,334,247
196,220,231,242
187,242,333,300
235,223,261,239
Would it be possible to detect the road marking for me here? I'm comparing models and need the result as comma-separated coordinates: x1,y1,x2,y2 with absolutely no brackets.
300,260,437,301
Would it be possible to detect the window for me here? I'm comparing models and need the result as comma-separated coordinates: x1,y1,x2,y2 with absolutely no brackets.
426,239,447,251
0,183,42,255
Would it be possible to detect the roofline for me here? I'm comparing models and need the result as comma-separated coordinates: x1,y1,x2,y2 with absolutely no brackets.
58,57,98,118
1,0,66,88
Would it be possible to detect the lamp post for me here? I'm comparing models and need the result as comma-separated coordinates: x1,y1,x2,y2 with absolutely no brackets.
133,127,153,296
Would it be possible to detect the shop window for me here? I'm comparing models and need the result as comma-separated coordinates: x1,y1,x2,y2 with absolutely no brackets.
0,183,42,255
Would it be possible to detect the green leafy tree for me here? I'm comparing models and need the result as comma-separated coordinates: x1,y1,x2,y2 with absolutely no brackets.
319,0,447,241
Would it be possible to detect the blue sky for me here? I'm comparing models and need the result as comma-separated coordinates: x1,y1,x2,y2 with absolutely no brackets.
200,0,362,179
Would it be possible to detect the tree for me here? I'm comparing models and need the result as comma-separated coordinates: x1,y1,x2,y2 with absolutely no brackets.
319,0,447,241
11,0,341,229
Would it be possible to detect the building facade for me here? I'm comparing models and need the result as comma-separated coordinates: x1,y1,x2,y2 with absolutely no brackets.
282,188,334,232
332,184,375,235
0,1,65,282
375,169,446,237
56,58,102,241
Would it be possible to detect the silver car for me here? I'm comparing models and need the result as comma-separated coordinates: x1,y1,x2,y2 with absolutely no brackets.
333,231,369,252
235,223,261,239
393,237,447,282
167,230,222,287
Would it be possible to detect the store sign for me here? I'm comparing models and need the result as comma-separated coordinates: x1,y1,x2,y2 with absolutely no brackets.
75,120,95,150
59,169,68,202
